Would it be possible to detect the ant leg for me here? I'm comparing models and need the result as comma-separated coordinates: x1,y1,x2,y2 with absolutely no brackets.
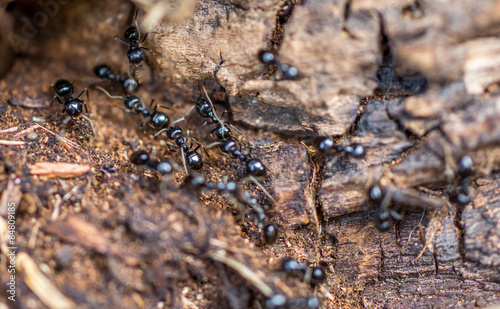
172,105,196,125
141,32,149,44
140,46,152,52
191,138,215,165
154,104,171,111
81,114,97,137
76,88,88,100
180,146,188,175
95,86,124,100
114,36,129,46
135,19,141,38
228,123,273,153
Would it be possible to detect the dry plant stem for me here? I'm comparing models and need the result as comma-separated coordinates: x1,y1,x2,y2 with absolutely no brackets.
209,250,274,298
17,252,76,309
0,140,25,145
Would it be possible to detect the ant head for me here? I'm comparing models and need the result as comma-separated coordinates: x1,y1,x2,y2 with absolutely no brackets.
183,174,206,188
93,64,112,79
63,98,83,117
258,50,276,65
130,150,150,166
167,126,183,140
310,267,327,285
314,136,335,154
122,76,139,93
53,79,73,97
151,112,170,130
195,98,211,117
156,159,174,176
215,125,231,140
220,139,237,154
124,95,141,110
186,151,203,170
124,26,139,41
127,49,144,68
263,223,278,244
246,158,267,177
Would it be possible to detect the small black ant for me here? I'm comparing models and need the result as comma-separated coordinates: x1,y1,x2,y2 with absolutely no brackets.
183,174,279,244
280,258,327,285
96,86,170,130
93,64,139,93
155,126,203,173
129,150,175,176
115,20,151,70
368,184,405,231
219,138,267,177
315,136,366,159
455,155,474,205
50,79,96,136
258,50,299,80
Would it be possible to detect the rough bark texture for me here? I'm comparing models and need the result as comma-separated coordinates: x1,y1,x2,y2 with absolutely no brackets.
0,0,500,308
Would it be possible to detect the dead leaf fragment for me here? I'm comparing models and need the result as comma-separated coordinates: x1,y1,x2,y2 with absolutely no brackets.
29,162,90,178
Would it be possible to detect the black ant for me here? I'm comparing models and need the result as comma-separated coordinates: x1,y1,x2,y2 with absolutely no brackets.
174,85,274,200
115,19,151,70
314,136,366,159
258,50,299,80
50,79,96,136
219,138,267,177
280,258,327,286
96,86,170,130
455,155,474,205
367,183,406,231
155,126,203,173
183,174,279,244
266,294,320,309
129,150,175,177
93,64,139,93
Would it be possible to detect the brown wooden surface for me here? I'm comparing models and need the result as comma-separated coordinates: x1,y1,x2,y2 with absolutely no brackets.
0,0,500,308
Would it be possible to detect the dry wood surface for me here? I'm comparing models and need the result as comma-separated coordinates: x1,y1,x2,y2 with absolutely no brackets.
0,0,500,308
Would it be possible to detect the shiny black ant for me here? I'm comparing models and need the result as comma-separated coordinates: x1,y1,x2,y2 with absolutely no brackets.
258,50,299,80
96,86,170,130
183,174,279,244
129,150,176,177
280,258,327,286
155,126,203,173
115,19,151,70
314,136,366,159
455,155,474,205
218,138,267,177
50,79,96,136
368,184,405,231
93,64,139,93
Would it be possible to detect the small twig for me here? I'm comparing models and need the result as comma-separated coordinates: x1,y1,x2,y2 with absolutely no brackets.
17,252,76,309
209,251,274,297
408,210,426,242
28,220,41,249
0,126,19,133
0,139,25,145
51,195,62,221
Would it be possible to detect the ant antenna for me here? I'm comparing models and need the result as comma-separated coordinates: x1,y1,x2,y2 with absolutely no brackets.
95,86,124,100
